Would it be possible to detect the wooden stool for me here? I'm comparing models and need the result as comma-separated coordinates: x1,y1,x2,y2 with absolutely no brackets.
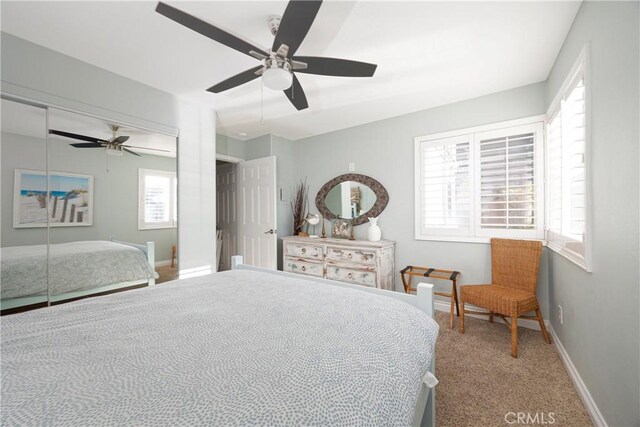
171,245,177,268
400,265,460,329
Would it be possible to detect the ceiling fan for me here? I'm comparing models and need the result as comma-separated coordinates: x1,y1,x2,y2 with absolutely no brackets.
155,0,377,111
48,126,170,157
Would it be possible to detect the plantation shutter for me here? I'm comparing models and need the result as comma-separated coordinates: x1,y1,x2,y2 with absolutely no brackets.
139,169,177,229
418,135,472,236
564,78,586,241
475,124,541,238
546,109,563,240
145,174,171,224
546,76,586,258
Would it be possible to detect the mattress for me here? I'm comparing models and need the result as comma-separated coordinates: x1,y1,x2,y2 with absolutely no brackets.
1,269,439,426
1,240,157,299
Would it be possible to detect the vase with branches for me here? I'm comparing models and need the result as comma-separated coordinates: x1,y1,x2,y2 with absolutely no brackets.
291,179,309,235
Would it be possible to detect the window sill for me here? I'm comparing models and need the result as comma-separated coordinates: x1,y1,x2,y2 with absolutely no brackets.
139,225,178,231
546,241,592,273
415,235,547,245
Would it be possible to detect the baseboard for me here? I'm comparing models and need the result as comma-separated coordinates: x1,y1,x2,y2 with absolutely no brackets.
547,326,608,427
433,300,546,331
155,259,173,267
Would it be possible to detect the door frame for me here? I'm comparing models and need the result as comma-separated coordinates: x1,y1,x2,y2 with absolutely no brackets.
216,154,244,164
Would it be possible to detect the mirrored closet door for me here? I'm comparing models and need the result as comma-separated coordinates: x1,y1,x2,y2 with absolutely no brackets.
1,98,49,312
1,99,178,314
46,109,178,304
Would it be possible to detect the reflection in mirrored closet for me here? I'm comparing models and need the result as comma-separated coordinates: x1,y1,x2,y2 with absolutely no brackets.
1,99,178,314
1,99,48,311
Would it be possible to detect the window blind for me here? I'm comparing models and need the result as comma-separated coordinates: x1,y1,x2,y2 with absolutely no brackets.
144,175,171,223
478,132,536,231
546,110,563,237
546,77,587,258
419,137,472,235
139,169,177,229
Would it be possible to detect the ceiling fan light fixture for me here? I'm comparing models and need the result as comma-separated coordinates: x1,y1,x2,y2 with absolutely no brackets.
262,59,292,90
106,147,124,156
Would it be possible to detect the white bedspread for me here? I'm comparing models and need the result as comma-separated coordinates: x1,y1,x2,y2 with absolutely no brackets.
1,270,438,426
1,240,156,299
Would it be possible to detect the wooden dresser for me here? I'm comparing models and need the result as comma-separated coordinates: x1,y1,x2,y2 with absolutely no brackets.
282,236,395,291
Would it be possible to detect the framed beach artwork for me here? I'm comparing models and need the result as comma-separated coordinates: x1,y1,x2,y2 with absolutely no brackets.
13,169,94,228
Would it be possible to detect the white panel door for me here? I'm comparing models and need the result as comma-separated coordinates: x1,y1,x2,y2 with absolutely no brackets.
216,163,238,271
237,156,277,269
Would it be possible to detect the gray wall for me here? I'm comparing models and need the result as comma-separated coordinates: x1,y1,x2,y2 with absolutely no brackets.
216,133,246,159
1,132,177,262
545,2,639,426
1,33,216,273
293,82,550,315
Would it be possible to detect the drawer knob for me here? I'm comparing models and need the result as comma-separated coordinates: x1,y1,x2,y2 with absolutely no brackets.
302,248,307,253
347,273,354,279
348,253,353,259
302,266,306,272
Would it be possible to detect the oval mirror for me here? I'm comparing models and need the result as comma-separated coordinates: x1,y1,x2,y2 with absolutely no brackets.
315,174,389,226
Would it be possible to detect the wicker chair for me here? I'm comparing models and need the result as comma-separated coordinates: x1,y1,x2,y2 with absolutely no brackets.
459,238,550,358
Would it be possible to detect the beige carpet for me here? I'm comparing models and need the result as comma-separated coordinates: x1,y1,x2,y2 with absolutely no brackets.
433,312,592,427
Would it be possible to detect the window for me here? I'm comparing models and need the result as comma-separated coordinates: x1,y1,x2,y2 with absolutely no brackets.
415,118,544,242
417,135,472,237
138,168,177,229
545,46,591,271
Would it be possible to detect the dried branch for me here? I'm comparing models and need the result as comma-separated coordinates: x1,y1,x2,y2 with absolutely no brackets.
290,179,309,235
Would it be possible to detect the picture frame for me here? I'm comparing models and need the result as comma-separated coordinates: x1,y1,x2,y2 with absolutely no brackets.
13,169,94,228
331,218,353,240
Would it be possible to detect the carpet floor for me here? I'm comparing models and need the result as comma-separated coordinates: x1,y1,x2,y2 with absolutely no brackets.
156,265,178,284
433,312,592,427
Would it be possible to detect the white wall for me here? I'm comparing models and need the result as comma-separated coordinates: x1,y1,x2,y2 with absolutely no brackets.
1,33,217,274
293,82,551,314
545,2,639,426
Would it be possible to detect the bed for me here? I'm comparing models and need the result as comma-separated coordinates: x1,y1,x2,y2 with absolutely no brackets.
1,240,157,310
1,256,438,426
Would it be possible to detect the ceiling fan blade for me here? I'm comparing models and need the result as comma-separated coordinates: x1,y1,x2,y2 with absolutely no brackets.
49,129,108,144
272,0,322,58
122,148,141,157
70,142,105,148
155,2,268,59
112,135,130,144
207,66,263,93
283,74,308,111
123,145,172,153
292,56,377,77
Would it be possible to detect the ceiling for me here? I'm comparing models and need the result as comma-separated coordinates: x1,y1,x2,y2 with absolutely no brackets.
1,1,581,141
2,99,177,157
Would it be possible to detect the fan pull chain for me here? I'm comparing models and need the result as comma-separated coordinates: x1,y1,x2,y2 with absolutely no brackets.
260,78,264,125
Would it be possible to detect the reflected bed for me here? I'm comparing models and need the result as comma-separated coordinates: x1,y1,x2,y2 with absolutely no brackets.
1,240,156,310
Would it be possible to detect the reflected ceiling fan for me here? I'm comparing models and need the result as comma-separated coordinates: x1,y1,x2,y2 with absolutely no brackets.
155,0,377,111
48,126,170,157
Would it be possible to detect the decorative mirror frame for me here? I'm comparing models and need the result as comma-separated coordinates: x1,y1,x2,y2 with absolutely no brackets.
315,173,389,226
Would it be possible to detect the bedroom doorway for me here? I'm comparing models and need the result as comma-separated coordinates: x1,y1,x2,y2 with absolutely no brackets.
216,155,277,271
216,159,238,271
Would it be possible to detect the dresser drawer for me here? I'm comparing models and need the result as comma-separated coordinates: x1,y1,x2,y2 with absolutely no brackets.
326,246,376,266
326,265,376,287
284,258,324,278
285,243,324,260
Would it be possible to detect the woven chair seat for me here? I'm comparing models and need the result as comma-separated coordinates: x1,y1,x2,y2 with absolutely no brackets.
460,284,539,317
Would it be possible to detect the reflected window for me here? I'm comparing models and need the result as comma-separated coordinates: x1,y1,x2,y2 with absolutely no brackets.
139,168,177,229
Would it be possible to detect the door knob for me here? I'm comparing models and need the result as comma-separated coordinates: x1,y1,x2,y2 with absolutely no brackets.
264,229,277,234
